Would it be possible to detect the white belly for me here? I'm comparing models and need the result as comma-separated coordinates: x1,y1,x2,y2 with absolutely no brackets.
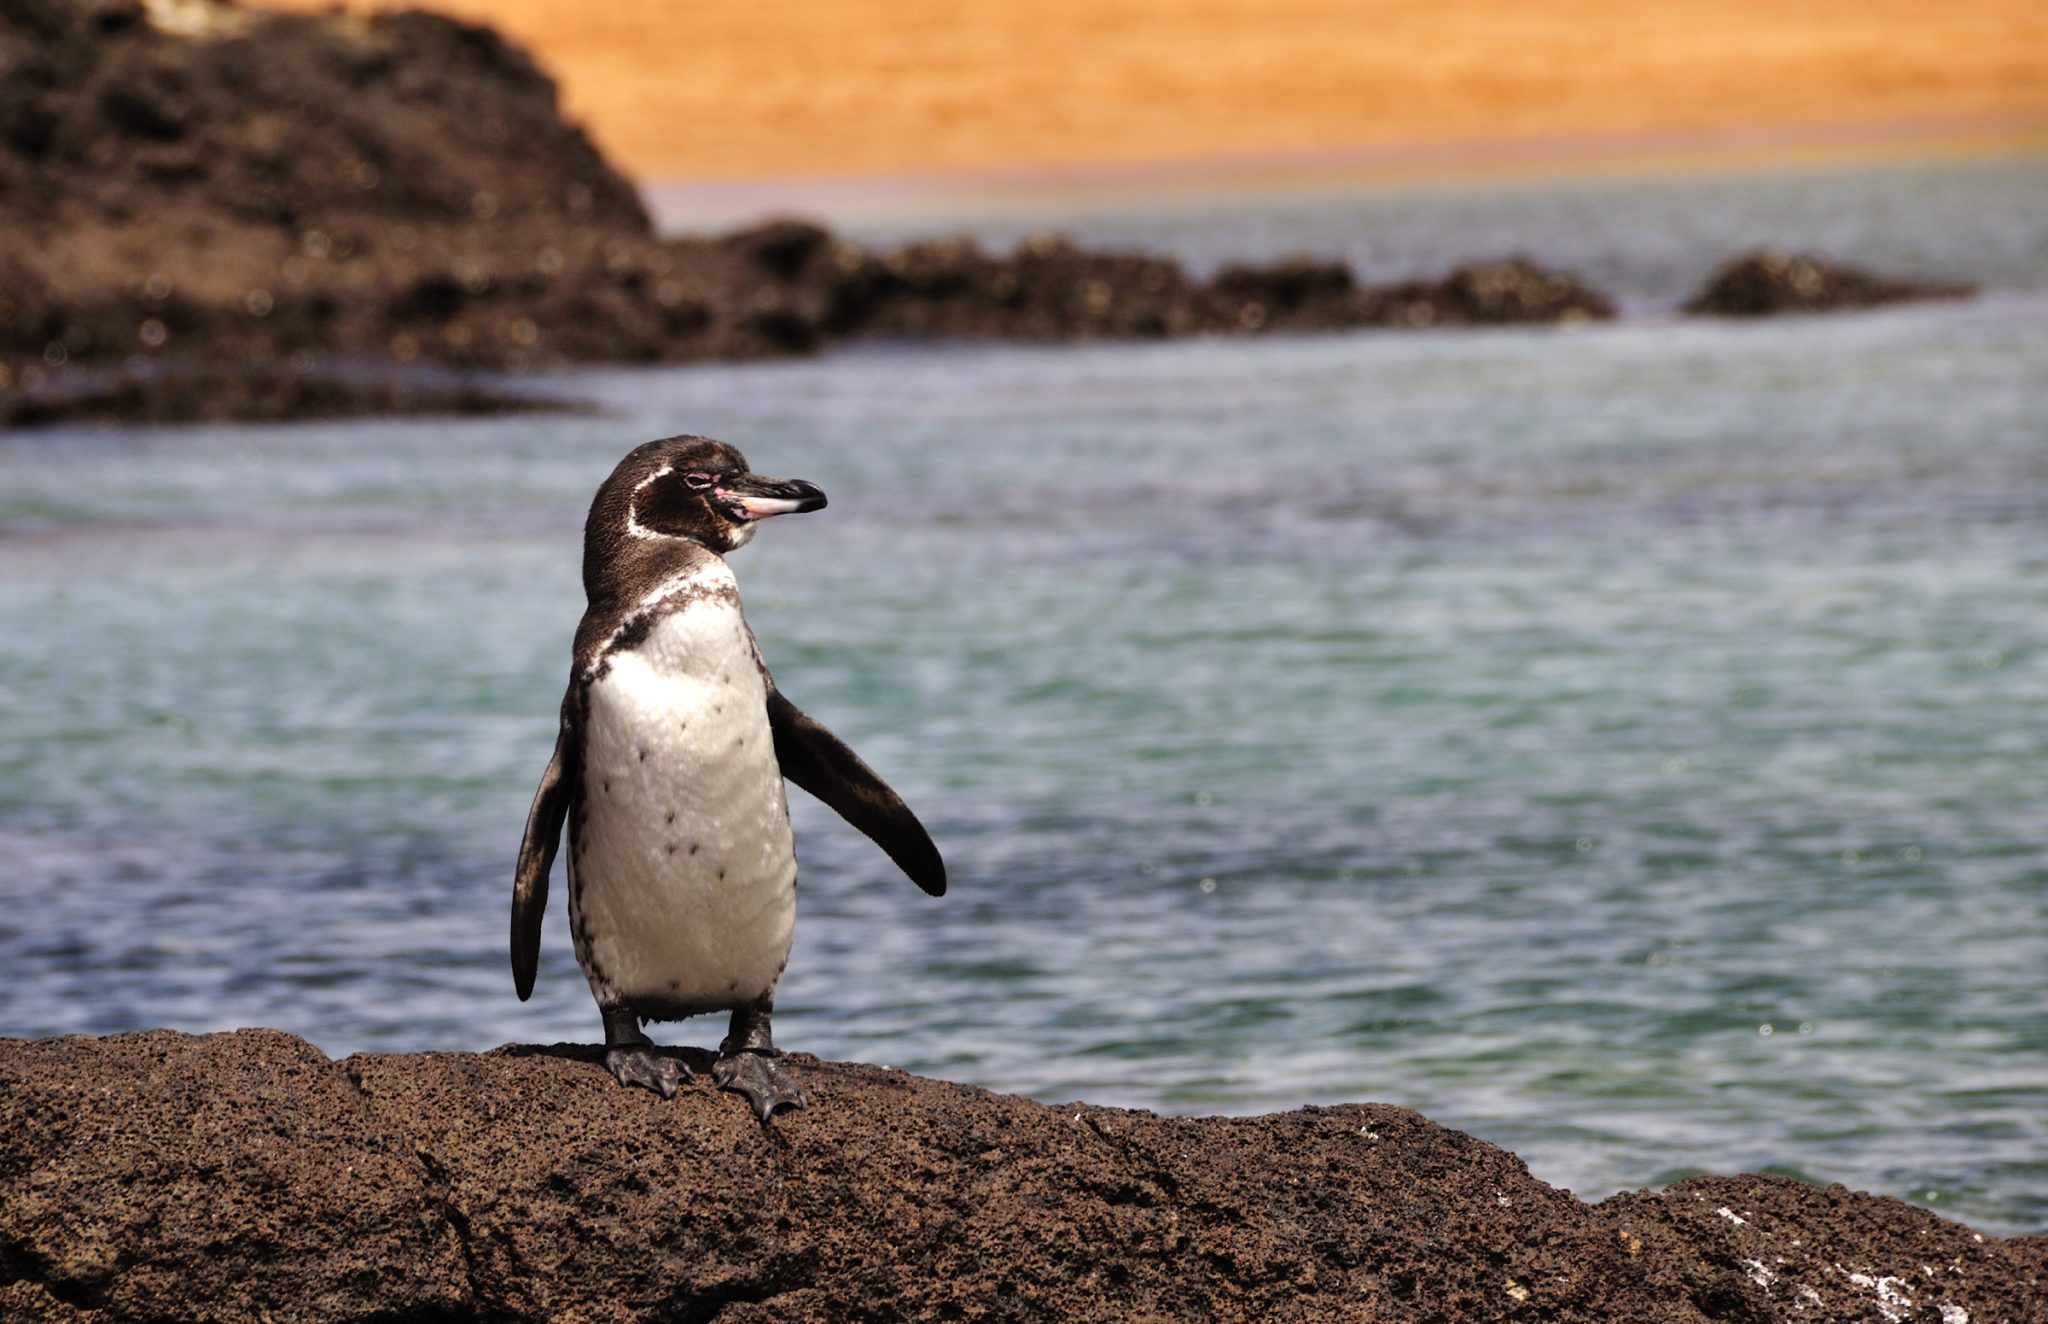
570,598,796,1018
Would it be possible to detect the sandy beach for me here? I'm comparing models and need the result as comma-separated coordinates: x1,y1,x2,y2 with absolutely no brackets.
261,0,2048,183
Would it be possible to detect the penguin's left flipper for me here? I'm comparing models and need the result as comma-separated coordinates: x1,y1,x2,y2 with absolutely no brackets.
512,701,577,1000
767,688,946,897
714,1051,809,1122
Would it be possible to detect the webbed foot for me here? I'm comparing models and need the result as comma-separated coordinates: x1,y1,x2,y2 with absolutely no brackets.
605,1044,693,1098
713,1050,808,1122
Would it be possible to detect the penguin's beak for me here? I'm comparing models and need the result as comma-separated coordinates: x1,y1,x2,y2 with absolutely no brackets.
718,475,828,521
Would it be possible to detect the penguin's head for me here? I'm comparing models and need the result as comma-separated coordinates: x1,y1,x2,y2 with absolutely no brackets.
590,435,827,560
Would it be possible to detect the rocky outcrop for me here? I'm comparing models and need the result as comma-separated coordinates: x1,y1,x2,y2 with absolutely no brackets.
1683,249,1975,317
0,361,586,427
0,0,661,401
0,1,1983,427
842,240,1613,341
2,1030,2040,1322
0,0,1620,427
0,0,647,236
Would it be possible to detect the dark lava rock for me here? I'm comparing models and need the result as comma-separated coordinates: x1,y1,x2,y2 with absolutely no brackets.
1,0,1978,435
0,1030,472,1322
1599,1176,2047,1324
0,0,1630,426
1,0,667,404
1428,257,1618,326
1205,257,1362,332
0,0,645,234
1207,254,1615,333
3,1030,2040,1323
854,232,1202,341
0,361,586,427
0,0,1994,436
842,241,1617,342
1683,249,1975,317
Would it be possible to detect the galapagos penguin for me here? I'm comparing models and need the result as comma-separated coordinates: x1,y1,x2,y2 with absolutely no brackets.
513,436,945,1120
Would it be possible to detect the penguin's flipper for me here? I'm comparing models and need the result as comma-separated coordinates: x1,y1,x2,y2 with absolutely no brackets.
766,688,946,897
512,704,576,1000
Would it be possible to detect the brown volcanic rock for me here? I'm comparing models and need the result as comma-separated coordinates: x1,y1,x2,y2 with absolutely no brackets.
852,233,1202,341
1599,1175,2047,1324
0,0,671,384
0,361,586,427
1205,257,1362,333
1206,254,1616,333
839,240,1614,344
0,0,1964,431
3,1030,2042,1323
0,1029,472,1322
1429,257,1618,326
0,0,1625,424
344,1043,1646,1321
1684,248,1975,317
0,0,645,234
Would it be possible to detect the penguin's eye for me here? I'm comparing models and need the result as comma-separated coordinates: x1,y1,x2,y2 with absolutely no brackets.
683,471,717,491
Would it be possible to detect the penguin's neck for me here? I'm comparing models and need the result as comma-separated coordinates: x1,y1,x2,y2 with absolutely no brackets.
577,546,746,685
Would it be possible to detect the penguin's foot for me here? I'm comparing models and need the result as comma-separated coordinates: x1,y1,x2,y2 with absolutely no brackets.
605,1044,694,1098
713,1050,808,1122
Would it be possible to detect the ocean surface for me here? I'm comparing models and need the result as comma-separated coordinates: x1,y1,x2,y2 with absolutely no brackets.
4,155,2046,1235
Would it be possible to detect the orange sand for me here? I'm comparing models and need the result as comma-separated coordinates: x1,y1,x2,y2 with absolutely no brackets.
260,0,2048,182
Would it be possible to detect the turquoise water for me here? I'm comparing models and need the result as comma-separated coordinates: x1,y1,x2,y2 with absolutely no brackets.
4,158,2047,1235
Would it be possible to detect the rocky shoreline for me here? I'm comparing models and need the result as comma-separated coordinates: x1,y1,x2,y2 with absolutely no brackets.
1684,249,1978,318
1,1029,2040,1322
0,0,1977,429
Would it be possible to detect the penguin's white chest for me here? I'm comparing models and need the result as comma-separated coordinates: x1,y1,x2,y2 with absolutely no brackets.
572,594,796,1018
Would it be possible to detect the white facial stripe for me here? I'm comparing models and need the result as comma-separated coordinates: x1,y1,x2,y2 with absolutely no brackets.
624,465,674,540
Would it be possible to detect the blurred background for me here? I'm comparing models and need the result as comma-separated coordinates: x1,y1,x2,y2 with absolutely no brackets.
278,0,2048,225
2,0,2045,1234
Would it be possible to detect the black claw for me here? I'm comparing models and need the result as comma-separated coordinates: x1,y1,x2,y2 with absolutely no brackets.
713,1051,808,1122
605,1045,693,1098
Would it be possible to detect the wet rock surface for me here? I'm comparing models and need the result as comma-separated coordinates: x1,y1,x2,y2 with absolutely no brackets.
3,1030,2040,1322
1684,249,1976,317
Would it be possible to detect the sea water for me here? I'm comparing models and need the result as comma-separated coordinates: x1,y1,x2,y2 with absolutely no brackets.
3,154,2045,1234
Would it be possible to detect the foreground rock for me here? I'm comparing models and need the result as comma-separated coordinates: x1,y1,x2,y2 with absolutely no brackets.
2,1031,2039,1322
1684,248,1975,317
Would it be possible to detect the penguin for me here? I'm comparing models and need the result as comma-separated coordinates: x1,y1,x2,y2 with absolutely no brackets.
513,435,945,1120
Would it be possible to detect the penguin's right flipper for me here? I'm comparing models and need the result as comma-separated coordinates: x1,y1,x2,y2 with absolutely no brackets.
766,688,946,897
512,702,576,1000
